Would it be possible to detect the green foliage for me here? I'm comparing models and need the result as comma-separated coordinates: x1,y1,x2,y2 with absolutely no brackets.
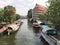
0,5,21,24
27,9,32,19
16,14,21,20
39,0,60,29
46,0,60,29
10,15,16,23
39,15,45,21
4,5,16,16
0,9,4,22
4,5,16,23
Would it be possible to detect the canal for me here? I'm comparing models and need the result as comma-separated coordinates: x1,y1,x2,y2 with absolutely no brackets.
0,19,45,45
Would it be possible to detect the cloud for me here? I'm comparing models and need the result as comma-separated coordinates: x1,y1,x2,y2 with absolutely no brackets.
16,7,29,16
0,0,14,8
33,0,48,7
0,1,6,8
10,0,35,15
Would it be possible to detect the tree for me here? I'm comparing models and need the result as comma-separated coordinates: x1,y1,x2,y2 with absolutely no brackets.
46,0,60,29
16,14,21,20
27,9,32,19
4,5,16,15
4,5,16,23
0,9,4,22
39,15,45,21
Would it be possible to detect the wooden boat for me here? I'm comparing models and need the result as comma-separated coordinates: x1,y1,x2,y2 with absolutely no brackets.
33,23,40,28
7,24,20,35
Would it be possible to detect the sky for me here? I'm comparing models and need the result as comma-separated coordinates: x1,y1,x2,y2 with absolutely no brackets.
0,0,48,16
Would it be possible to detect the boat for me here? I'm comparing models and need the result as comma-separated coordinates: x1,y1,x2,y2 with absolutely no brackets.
41,29,60,45
33,23,40,28
7,23,20,35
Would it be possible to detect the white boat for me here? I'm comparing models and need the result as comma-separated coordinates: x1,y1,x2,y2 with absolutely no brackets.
41,28,60,45
7,24,19,35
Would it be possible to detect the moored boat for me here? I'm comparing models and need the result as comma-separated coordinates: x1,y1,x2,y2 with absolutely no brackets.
7,24,20,35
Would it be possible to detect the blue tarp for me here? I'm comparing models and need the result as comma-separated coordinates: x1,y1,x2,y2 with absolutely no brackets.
40,25,49,29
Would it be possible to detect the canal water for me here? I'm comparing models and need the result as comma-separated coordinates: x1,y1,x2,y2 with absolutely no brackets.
0,19,45,45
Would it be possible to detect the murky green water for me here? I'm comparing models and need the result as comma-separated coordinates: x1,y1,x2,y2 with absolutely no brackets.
0,19,45,45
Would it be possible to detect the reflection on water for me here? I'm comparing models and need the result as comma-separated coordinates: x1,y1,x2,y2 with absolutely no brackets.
0,34,15,45
0,19,45,45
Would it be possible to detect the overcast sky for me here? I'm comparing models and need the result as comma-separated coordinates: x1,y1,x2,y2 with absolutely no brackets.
0,0,48,16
